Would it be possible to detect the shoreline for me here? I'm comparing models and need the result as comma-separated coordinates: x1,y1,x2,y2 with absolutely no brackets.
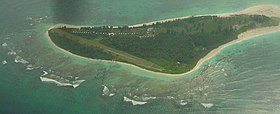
46,5,280,76
129,5,280,28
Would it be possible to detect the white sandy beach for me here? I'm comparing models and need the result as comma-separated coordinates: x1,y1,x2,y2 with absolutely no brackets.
129,5,280,28
46,5,280,76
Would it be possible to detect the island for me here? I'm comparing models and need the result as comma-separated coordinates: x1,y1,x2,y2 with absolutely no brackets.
47,5,280,75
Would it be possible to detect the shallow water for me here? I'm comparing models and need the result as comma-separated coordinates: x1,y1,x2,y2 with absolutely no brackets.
1,0,280,113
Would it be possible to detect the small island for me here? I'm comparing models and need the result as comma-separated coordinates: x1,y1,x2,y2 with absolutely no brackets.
48,6,280,74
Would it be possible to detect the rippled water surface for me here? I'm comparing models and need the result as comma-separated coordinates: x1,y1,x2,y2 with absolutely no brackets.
0,0,280,113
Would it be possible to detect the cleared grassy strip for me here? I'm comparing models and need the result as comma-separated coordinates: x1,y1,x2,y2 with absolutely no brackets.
49,29,164,71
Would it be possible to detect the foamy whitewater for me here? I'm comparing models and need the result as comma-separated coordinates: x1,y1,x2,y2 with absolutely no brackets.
123,96,148,105
2,43,7,47
102,85,110,95
2,60,7,65
26,64,34,71
40,77,85,88
201,103,214,108
14,56,29,64
179,100,188,106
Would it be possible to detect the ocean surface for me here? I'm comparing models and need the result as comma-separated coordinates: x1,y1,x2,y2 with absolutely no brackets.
0,0,280,113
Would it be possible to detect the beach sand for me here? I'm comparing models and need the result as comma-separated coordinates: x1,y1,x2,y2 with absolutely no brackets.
46,5,280,76
128,5,280,28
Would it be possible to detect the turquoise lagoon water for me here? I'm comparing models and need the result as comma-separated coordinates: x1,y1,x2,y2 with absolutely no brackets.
0,0,280,113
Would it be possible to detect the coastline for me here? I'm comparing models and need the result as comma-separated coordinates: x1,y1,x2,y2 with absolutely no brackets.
46,5,280,76
128,5,280,28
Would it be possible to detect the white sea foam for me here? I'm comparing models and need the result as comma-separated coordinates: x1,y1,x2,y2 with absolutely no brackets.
72,80,85,88
109,93,115,97
41,71,48,76
26,65,34,71
14,56,29,64
102,85,110,95
101,85,115,96
40,77,72,87
2,60,7,65
123,96,147,105
2,43,7,47
8,51,16,55
179,100,188,106
201,103,214,108
166,96,175,99
142,96,157,101
40,77,85,88
72,84,79,88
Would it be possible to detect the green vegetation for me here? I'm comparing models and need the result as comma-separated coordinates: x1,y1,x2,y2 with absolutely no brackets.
48,15,279,74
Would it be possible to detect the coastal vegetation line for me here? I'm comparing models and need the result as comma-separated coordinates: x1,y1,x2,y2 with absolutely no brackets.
47,5,280,75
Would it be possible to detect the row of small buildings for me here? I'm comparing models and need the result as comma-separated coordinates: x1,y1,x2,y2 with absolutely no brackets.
71,30,137,36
